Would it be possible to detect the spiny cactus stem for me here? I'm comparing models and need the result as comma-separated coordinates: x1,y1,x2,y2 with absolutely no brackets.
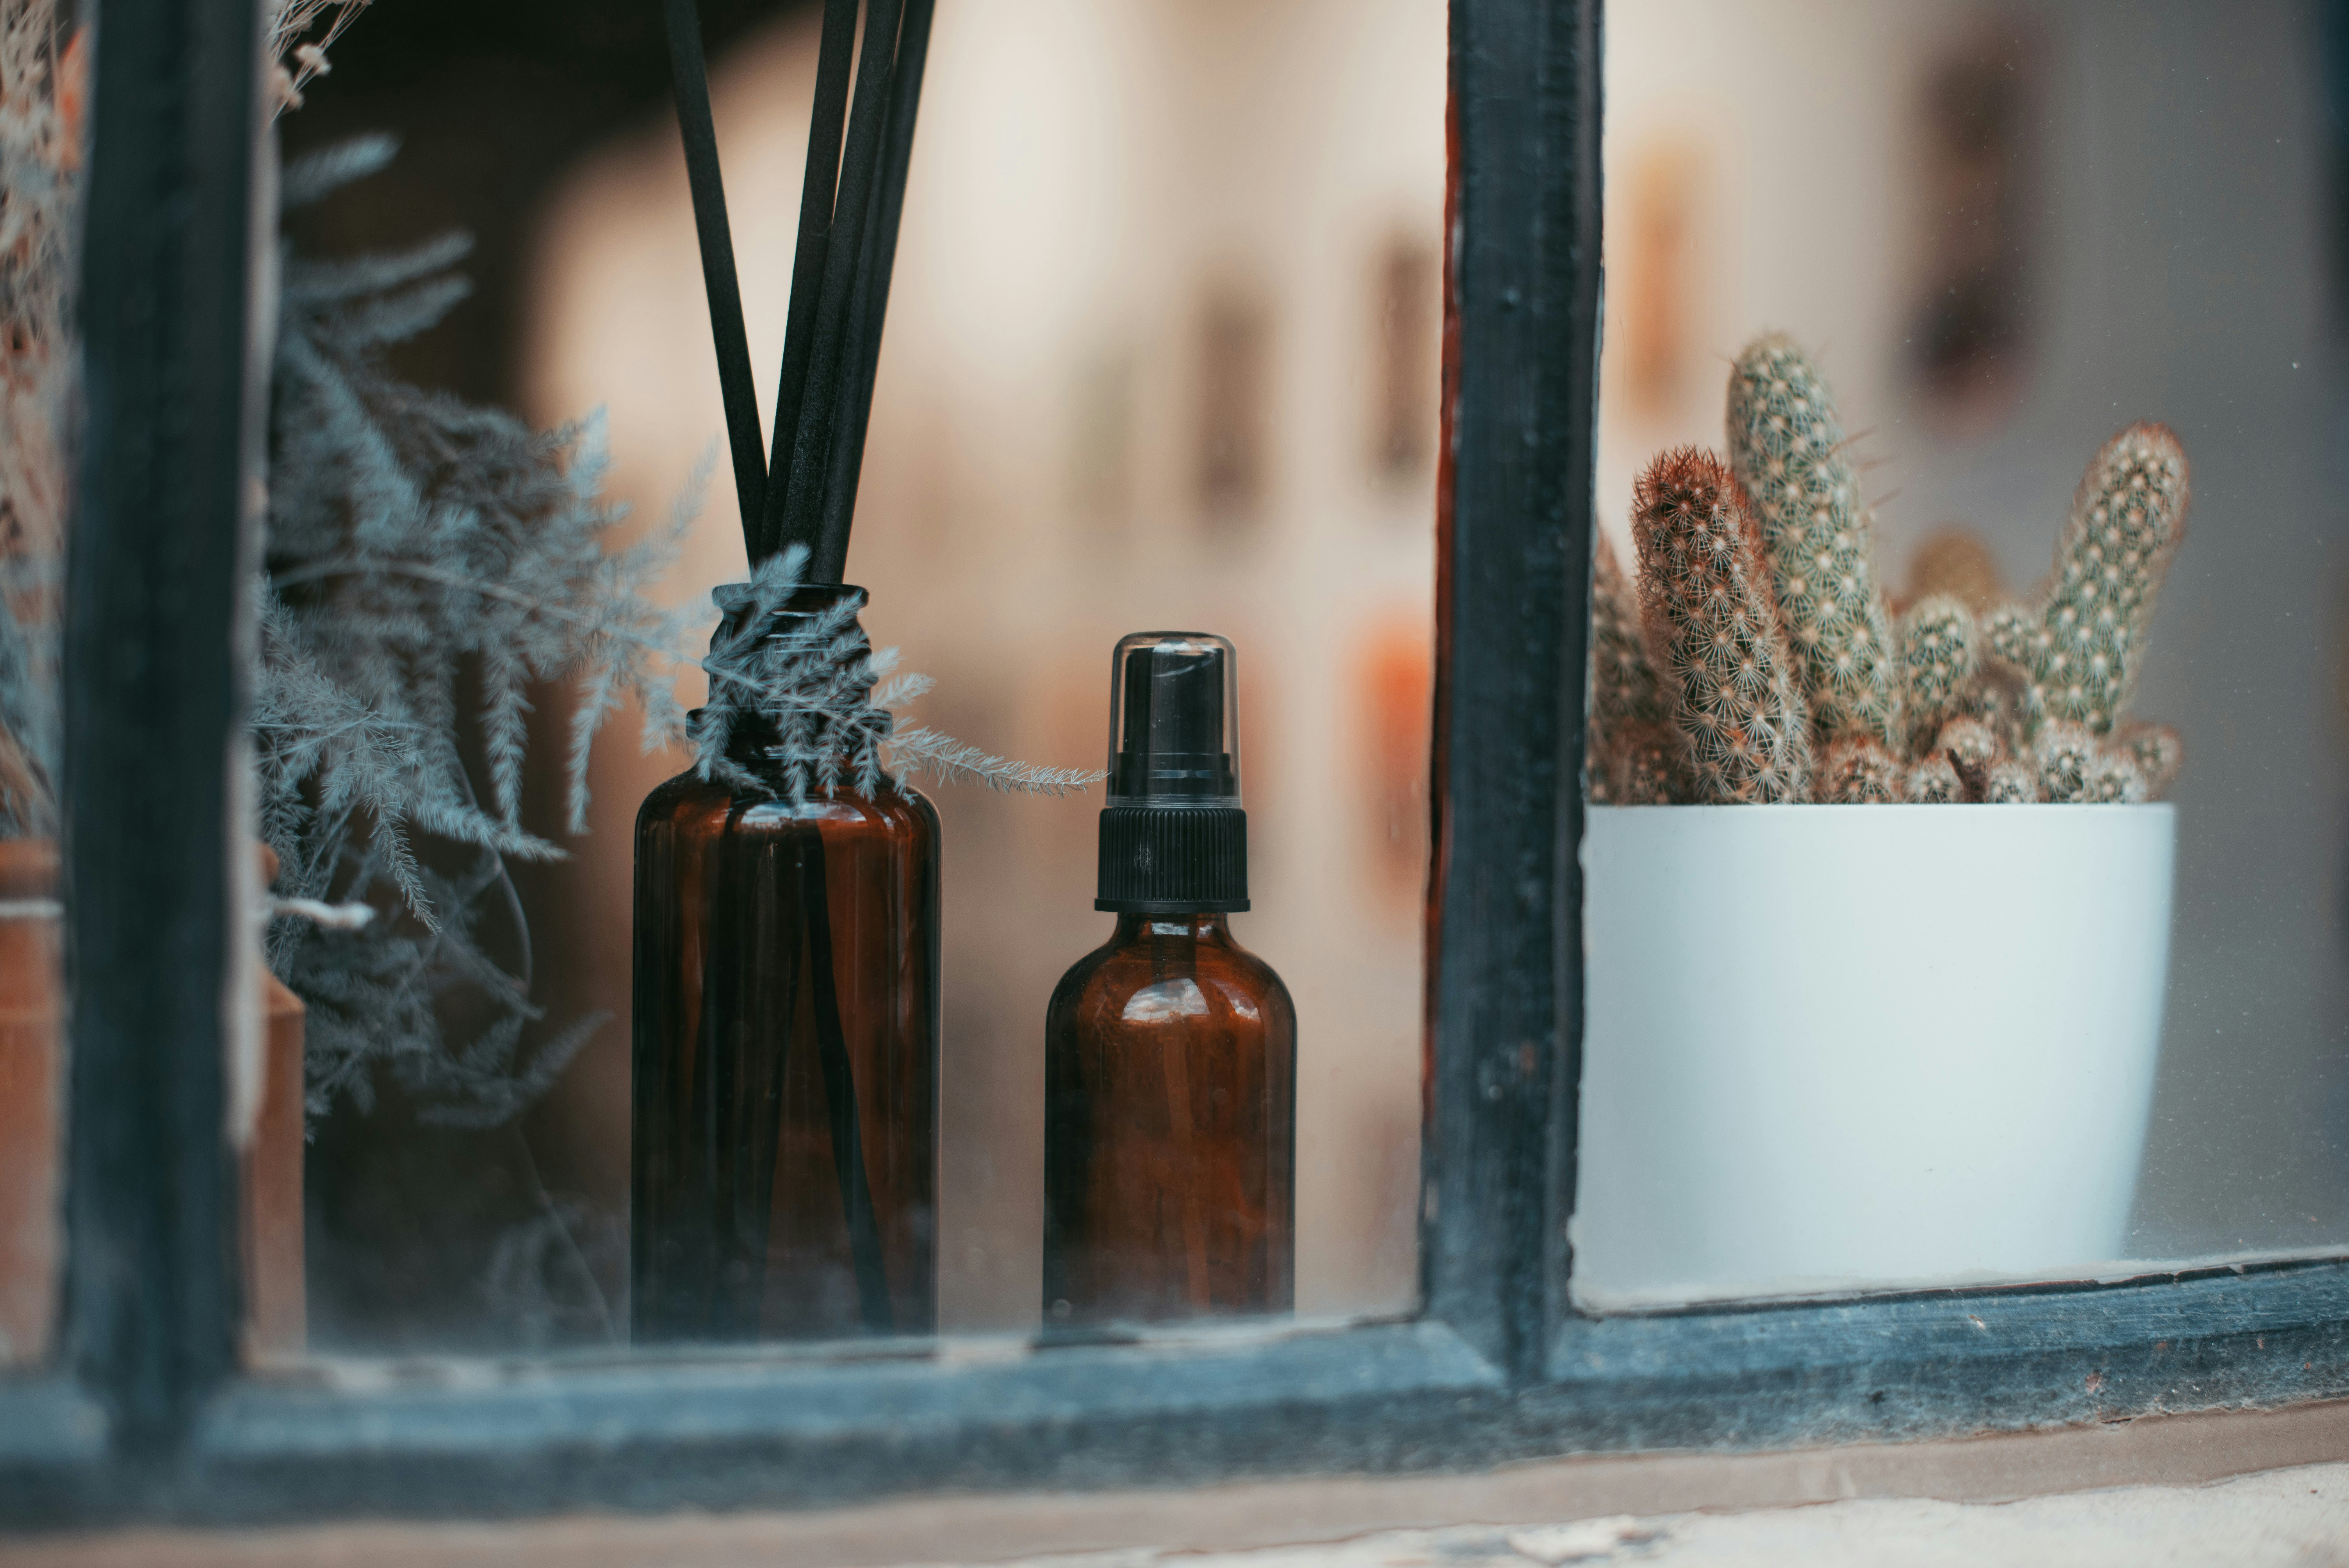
1631,447,1811,805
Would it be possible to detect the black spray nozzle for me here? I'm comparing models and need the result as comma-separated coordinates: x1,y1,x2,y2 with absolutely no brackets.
1105,633,1241,808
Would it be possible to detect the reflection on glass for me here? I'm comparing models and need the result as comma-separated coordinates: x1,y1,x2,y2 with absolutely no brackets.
1582,0,2349,1304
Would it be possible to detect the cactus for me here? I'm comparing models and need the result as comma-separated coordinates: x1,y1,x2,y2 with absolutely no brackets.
1609,720,1683,805
1982,602,2047,735
1983,601,2033,666
1631,447,1811,804
1896,594,1979,757
1960,661,2030,754
1905,753,1963,803
1934,716,1998,773
2033,722,2096,804
1595,336,2185,810
2084,752,2148,804
1924,715,1995,802
1726,334,1900,750
1823,735,1903,804
1590,530,1674,801
1983,758,2040,804
1986,423,2189,737
2115,721,2183,800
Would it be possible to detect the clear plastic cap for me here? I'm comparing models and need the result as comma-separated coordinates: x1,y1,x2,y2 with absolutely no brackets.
1105,632,1240,809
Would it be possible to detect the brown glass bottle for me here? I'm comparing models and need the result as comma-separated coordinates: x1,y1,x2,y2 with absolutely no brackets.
1044,911,1294,1322
1043,632,1294,1324
632,586,939,1342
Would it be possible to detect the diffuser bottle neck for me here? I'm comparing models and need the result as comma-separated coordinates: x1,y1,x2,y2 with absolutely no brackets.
692,579,891,780
708,579,869,649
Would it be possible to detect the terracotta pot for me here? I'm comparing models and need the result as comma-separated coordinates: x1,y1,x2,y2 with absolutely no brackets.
246,846,307,1361
0,838,59,1366
0,838,309,1366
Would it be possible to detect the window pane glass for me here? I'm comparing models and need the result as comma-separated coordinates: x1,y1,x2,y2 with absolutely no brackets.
0,0,77,1372
271,0,1436,1355
1581,0,2348,1304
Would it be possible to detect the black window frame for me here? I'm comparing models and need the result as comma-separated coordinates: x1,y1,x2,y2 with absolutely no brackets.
5,0,2347,1530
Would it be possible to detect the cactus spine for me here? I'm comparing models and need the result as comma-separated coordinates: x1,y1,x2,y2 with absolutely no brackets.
1632,448,1811,804
1988,423,2189,737
1727,334,1900,750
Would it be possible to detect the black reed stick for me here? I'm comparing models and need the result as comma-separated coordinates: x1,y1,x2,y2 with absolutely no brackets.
799,830,895,1333
754,0,860,565
706,803,762,1338
660,0,768,551
772,0,906,577
739,828,799,1336
686,801,750,1338
814,0,935,584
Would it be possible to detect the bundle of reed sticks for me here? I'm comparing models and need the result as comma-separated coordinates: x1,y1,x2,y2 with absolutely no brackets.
663,0,935,576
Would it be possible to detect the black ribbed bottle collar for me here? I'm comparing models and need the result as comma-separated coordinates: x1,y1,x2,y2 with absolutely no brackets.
1094,805,1248,914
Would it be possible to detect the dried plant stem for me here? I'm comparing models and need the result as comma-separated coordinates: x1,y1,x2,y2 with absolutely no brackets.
269,0,371,114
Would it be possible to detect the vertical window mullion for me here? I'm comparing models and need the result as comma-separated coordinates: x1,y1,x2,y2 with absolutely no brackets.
64,0,265,1454
1427,0,1602,1379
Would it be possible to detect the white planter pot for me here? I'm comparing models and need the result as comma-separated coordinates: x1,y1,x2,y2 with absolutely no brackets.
1572,803,2176,1309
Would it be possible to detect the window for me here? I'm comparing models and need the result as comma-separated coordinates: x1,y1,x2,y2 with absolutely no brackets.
1579,0,2349,1308
3,0,2344,1533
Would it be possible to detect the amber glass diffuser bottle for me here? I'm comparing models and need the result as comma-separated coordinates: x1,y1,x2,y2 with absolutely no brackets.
633,585,940,1342
1043,633,1296,1325
639,0,940,1342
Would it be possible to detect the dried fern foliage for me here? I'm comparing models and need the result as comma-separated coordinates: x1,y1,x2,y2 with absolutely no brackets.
261,137,702,1124
697,547,1101,803
266,141,1095,1126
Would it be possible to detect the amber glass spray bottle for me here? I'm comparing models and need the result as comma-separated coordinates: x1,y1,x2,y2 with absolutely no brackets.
1043,633,1296,1324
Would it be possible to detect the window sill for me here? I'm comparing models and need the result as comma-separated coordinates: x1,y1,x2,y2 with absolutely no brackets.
11,1393,2348,1565
5,1257,2345,1529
